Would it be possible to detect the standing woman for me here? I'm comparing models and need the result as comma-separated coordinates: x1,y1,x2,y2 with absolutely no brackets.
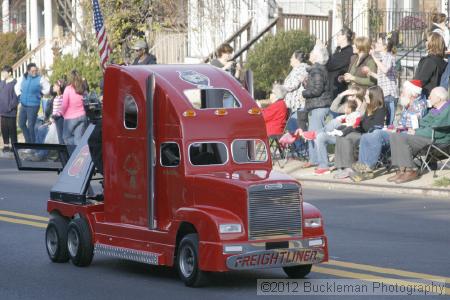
0,65,19,153
367,38,398,125
302,42,332,168
61,70,87,147
327,27,354,99
282,51,309,155
343,37,377,90
414,32,447,98
334,86,386,179
430,13,450,49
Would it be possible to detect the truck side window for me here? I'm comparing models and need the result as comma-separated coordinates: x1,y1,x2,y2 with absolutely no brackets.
232,139,268,163
160,143,180,167
189,142,228,166
184,88,241,109
124,95,138,129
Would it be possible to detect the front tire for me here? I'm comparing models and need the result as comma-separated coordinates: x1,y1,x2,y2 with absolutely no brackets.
67,218,94,267
176,233,206,287
45,216,70,263
283,264,312,278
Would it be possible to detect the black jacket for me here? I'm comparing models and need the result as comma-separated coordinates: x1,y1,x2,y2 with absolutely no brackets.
327,45,354,98
133,53,157,65
0,79,18,117
359,107,386,133
302,63,332,111
414,55,447,97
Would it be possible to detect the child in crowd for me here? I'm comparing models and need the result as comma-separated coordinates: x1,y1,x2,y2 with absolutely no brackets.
296,99,361,140
51,79,66,144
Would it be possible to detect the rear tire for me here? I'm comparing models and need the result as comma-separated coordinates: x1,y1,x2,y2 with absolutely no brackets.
67,218,94,267
283,264,312,278
176,233,207,287
45,216,70,263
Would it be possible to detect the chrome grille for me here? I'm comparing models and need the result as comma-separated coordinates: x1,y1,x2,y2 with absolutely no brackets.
247,184,302,240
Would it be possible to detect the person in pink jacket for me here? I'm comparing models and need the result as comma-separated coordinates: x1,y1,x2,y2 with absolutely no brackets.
61,70,87,146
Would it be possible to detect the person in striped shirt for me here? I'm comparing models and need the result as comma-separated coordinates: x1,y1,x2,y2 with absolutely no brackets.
50,79,66,144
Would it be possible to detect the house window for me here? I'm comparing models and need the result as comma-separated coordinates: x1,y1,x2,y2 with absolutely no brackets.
124,95,138,129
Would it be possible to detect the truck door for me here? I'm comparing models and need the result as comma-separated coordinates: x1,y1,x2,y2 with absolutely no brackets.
104,73,150,227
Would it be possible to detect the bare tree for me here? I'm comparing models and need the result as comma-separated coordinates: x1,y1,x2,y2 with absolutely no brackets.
55,0,94,51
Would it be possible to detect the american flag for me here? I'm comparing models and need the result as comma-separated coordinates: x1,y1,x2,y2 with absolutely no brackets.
92,0,111,71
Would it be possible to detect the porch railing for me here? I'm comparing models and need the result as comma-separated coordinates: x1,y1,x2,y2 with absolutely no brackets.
204,8,333,64
277,8,333,53
343,9,433,84
203,19,252,63
12,40,46,79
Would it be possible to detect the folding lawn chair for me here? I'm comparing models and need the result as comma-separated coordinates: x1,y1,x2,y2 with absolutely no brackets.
374,145,392,174
268,110,290,168
268,109,308,168
415,125,450,178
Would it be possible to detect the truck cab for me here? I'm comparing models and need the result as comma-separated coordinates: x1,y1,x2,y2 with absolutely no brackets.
14,64,328,287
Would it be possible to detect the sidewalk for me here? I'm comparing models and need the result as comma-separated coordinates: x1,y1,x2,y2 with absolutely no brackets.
274,159,450,199
3,133,450,198
0,132,24,159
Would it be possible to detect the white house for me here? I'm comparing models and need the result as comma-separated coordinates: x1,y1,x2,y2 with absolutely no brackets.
2,0,450,72
1,0,82,76
186,0,450,63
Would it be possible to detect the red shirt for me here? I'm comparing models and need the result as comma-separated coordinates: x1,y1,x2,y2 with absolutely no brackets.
262,99,287,136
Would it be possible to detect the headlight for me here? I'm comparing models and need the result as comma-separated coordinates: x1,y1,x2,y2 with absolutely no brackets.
219,224,242,234
304,218,322,228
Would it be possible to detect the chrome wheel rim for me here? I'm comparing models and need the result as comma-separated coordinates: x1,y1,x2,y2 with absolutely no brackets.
68,228,79,257
180,246,195,277
46,226,58,256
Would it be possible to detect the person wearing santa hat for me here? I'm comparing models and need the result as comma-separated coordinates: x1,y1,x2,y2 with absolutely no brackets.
350,79,428,182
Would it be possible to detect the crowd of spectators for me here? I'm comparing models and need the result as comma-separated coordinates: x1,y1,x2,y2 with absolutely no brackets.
0,63,89,160
260,12,450,183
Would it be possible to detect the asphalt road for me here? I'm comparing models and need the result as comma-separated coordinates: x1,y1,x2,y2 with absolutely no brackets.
0,158,449,300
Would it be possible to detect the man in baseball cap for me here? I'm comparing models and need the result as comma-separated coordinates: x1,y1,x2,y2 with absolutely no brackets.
130,40,157,65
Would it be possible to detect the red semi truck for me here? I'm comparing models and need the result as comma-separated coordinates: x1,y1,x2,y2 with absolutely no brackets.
14,64,328,287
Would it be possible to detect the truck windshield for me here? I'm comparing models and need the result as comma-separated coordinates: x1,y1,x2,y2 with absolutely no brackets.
184,88,241,109
189,142,228,166
232,139,268,163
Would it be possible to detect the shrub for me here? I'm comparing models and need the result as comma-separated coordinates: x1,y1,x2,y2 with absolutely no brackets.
50,52,103,92
0,31,26,67
245,30,315,98
433,177,450,188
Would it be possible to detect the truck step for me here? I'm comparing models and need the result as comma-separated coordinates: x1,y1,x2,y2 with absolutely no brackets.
94,243,160,265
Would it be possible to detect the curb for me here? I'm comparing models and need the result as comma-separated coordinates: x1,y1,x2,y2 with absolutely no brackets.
294,177,450,199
